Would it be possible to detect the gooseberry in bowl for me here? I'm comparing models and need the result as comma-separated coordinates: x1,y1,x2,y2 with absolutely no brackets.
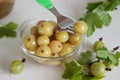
17,14,87,66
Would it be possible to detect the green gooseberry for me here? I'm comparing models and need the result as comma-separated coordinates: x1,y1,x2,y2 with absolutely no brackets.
10,58,25,74
93,38,104,51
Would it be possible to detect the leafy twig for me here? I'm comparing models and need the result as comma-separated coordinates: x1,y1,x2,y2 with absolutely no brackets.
0,22,18,38
80,0,120,37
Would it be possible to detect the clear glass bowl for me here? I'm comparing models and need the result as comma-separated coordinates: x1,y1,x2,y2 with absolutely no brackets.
17,14,84,66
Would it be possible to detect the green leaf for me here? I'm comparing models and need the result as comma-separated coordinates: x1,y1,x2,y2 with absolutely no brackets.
96,49,109,59
70,71,83,80
93,6,112,26
62,61,83,79
96,47,119,66
82,75,93,80
115,52,120,59
105,0,120,11
4,30,16,37
0,22,18,38
0,32,4,38
87,1,103,12
96,47,107,61
79,0,120,37
83,12,102,37
101,12,111,26
114,52,120,66
108,53,118,66
5,22,18,30
103,58,112,65
91,76,104,80
77,50,93,65
82,75,104,80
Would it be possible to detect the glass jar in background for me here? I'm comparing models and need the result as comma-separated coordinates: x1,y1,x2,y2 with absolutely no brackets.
0,0,15,19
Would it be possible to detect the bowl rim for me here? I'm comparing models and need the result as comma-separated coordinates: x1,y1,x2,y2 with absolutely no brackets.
17,14,85,61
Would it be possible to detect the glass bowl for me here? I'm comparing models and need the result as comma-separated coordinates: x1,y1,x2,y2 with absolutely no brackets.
17,14,84,66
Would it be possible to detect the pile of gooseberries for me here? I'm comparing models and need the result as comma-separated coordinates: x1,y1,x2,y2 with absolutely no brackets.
22,20,88,58
89,38,120,78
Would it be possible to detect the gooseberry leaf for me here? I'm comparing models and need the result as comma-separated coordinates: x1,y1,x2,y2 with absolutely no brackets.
80,0,120,37
62,61,83,79
108,53,118,66
97,50,109,59
82,12,102,37
77,50,93,65
0,22,18,38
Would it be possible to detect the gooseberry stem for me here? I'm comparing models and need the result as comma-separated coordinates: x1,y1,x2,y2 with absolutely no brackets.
106,68,111,71
99,37,103,41
113,46,119,51
21,58,26,63
89,60,100,67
